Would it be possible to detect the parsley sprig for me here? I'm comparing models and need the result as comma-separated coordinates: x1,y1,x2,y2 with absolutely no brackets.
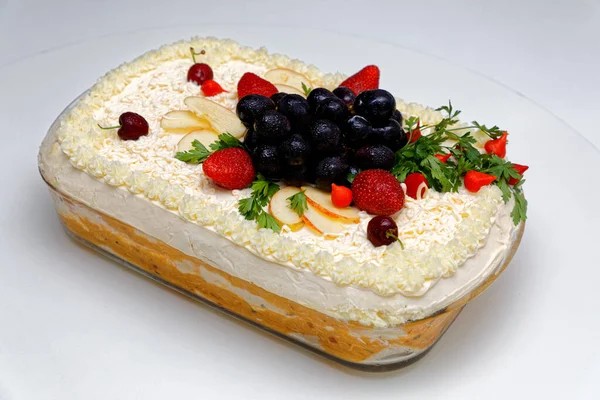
238,174,281,232
301,82,312,97
393,101,527,225
175,133,243,164
287,190,307,217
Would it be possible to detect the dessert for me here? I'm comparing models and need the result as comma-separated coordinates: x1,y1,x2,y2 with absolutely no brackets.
38,37,527,370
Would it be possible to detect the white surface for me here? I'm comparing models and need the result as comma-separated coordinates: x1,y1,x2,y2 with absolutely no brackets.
1,2,599,399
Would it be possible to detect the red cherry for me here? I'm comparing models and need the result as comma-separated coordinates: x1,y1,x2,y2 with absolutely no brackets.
187,63,214,85
98,112,149,141
117,112,149,140
367,216,401,247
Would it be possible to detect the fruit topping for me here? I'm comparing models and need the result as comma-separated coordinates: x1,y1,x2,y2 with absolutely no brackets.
308,119,342,155
464,170,497,193
270,92,287,106
203,147,256,190
352,169,404,216
355,144,395,170
315,156,349,190
254,110,292,143
331,184,353,208
391,109,403,125
253,144,283,179
508,163,529,185
277,94,310,128
187,48,213,85
243,128,259,154
161,110,211,133
273,84,305,97
279,134,311,167
307,88,336,112
408,120,422,143
201,80,227,97
236,94,276,128
371,119,406,151
354,89,396,126
434,153,452,163
339,65,380,95
367,216,402,248
314,97,350,125
345,115,372,147
332,86,356,106
484,131,508,158
301,186,359,223
184,96,246,138
268,186,305,231
177,129,219,152
98,112,149,141
403,172,429,200
264,68,312,91
301,203,347,238
237,72,278,99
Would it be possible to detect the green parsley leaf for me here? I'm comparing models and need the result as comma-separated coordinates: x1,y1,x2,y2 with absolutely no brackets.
209,133,243,151
301,82,312,97
257,211,281,233
237,175,281,232
511,186,528,225
346,171,357,184
287,190,307,217
174,140,212,164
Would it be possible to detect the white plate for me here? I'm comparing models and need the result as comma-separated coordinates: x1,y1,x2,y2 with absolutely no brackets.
1,25,598,399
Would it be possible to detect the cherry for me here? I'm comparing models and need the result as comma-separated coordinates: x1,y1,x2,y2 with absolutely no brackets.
187,47,213,85
98,112,149,141
367,216,404,248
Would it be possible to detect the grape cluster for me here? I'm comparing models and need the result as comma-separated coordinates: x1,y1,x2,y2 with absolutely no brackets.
236,87,406,190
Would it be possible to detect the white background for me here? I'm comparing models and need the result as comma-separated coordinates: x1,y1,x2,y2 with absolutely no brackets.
1,1,599,399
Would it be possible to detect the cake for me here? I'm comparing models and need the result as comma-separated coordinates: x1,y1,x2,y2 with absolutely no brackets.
38,37,527,369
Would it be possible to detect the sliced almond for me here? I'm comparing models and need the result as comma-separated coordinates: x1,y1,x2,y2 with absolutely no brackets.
184,96,246,138
160,110,211,134
301,186,360,223
268,186,304,232
177,129,220,152
265,68,312,92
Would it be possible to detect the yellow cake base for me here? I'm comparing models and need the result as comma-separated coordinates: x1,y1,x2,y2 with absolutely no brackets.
47,185,524,370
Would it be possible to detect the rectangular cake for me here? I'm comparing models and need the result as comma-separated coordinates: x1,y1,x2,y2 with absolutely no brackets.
38,37,526,369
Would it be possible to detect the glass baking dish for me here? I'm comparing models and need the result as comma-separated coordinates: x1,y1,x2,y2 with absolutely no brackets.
39,94,525,372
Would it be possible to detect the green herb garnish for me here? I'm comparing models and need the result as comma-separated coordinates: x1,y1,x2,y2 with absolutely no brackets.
238,174,281,232
175,133,243,164
287,190,307,217
301,82,312,97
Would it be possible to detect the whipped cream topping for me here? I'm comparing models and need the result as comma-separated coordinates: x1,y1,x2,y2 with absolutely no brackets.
50,37,518,298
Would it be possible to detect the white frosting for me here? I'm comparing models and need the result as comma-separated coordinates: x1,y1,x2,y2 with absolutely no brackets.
39,37,521,327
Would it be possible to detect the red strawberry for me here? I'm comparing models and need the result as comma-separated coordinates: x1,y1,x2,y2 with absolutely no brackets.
464,170,496,193
351,169,404,216
403,172,429,199
409,120,422,143
508,163,529,185
237,73,278,99
202,148,256,190
201,80,228,97
435,153,451,163
484,132,508,158
339,65,380,95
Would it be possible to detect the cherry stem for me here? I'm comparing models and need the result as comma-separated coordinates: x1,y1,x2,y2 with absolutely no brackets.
97,124,121,130
385,231,405,250
189,47,206,64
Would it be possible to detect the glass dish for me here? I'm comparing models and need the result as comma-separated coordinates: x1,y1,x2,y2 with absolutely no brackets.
39,93,524,372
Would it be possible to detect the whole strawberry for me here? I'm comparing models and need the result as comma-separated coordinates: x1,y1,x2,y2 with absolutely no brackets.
237,72,278,99
352,169,404,216
203,148,256,190
339,65,380,95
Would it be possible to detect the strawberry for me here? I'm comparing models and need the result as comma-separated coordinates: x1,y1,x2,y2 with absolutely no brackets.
484,132,508,158
339,65,380,95
331,184,353,208
202,148,256,190
351,169,404,216
464,170,496,193
201,80,228,97
409,120,422,143
435,153,451,163
237,72,278,99
403,172,429,199
508,163,529,185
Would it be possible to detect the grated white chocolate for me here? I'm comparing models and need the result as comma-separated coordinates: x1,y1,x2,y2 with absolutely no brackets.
53,37,517,297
